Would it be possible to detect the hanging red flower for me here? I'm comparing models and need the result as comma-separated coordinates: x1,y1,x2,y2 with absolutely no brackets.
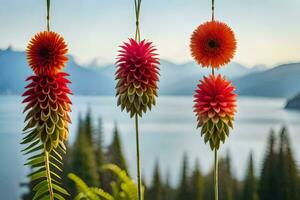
22,72,72,151
190,21,236,68
27,31,68,75
194,74,237,150
115,38,160,117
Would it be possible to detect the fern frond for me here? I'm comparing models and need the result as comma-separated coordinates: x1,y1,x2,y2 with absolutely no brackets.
90,188,114,200
68,173,102,200
102,164,141,200
69,164,143,200
23,131,69,200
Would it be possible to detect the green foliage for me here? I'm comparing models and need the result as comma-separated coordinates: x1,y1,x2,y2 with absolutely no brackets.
259,127,300,200
191,160,204,200
176,153,192,200
106,123,128,172
69,164,143,200
242,152,258,200
22,127,69,199
94,118,106,189
276,127,299,200
147,160,163,200
218,153,234,200
69,114,99,188
259,129,278,200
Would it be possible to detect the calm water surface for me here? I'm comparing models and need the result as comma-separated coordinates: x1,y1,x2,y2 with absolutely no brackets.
0,95,300,200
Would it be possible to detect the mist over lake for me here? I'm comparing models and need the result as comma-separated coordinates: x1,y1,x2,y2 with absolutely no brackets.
0,95,300,200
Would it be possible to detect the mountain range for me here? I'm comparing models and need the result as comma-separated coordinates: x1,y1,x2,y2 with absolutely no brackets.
1,47,300,99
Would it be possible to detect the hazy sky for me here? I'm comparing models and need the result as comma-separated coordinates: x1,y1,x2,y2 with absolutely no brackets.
1,0,300,67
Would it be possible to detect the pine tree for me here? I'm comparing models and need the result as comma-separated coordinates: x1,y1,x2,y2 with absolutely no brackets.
232,178,242,200
94,118,106,187
84,107,94,145
191,159,204,200
242,152,258,200
162,169,175,200
148,160,163,200
176,153,192,200
106,122,128,172
69,114,99,193
277,127,299,200
218,154,234,200
203,170,214,200
258,129,278,200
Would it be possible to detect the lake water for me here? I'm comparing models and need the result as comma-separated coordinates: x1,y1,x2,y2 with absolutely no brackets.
1,95,300,200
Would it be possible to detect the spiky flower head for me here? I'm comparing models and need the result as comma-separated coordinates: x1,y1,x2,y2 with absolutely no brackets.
27,31,68,75
115,38,160,117
22,73,71,151
190,21,236,69
194,75,237,150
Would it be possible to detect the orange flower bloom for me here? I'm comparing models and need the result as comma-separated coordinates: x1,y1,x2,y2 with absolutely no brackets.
194,75,237,149
27,31,68,75
190,21,236,69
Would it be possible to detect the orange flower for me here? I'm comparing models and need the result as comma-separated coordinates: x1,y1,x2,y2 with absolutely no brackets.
194,74,237,149
190,21,236,69
27,31,68,75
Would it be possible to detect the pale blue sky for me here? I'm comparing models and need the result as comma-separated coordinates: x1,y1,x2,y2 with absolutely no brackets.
0,0,300,67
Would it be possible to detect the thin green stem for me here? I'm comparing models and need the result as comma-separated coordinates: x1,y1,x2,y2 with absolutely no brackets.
134,0,141,42
212,0,215,21
46,0,50,31
214,149,219,200
135,114,142,200
45,151,54,200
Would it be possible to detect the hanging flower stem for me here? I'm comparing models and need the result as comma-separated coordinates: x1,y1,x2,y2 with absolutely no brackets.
214,149,219,200
135,114,142,200
47,0,50,31
212,0,215,21
134,1,142,199
134,0,141,42
45,1,54,199
212,0,218,199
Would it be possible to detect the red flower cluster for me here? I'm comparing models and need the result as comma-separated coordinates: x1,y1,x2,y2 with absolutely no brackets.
194,75,237,149
115,38,160,117
190,21,236,68
23,31,71,151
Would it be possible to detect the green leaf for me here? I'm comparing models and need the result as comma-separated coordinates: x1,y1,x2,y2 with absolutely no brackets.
32,183,48,200
53,183,70,196
22,139,40,152
54,193,65,200
25,156,44,166
29,170,46,181
23,145,43,155
33,180,48,191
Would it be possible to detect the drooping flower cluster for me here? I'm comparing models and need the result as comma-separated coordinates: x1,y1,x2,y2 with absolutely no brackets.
190,20,237,150
115,38,160,117
190,21,236,68
194,75,236,150
23,31,71,152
